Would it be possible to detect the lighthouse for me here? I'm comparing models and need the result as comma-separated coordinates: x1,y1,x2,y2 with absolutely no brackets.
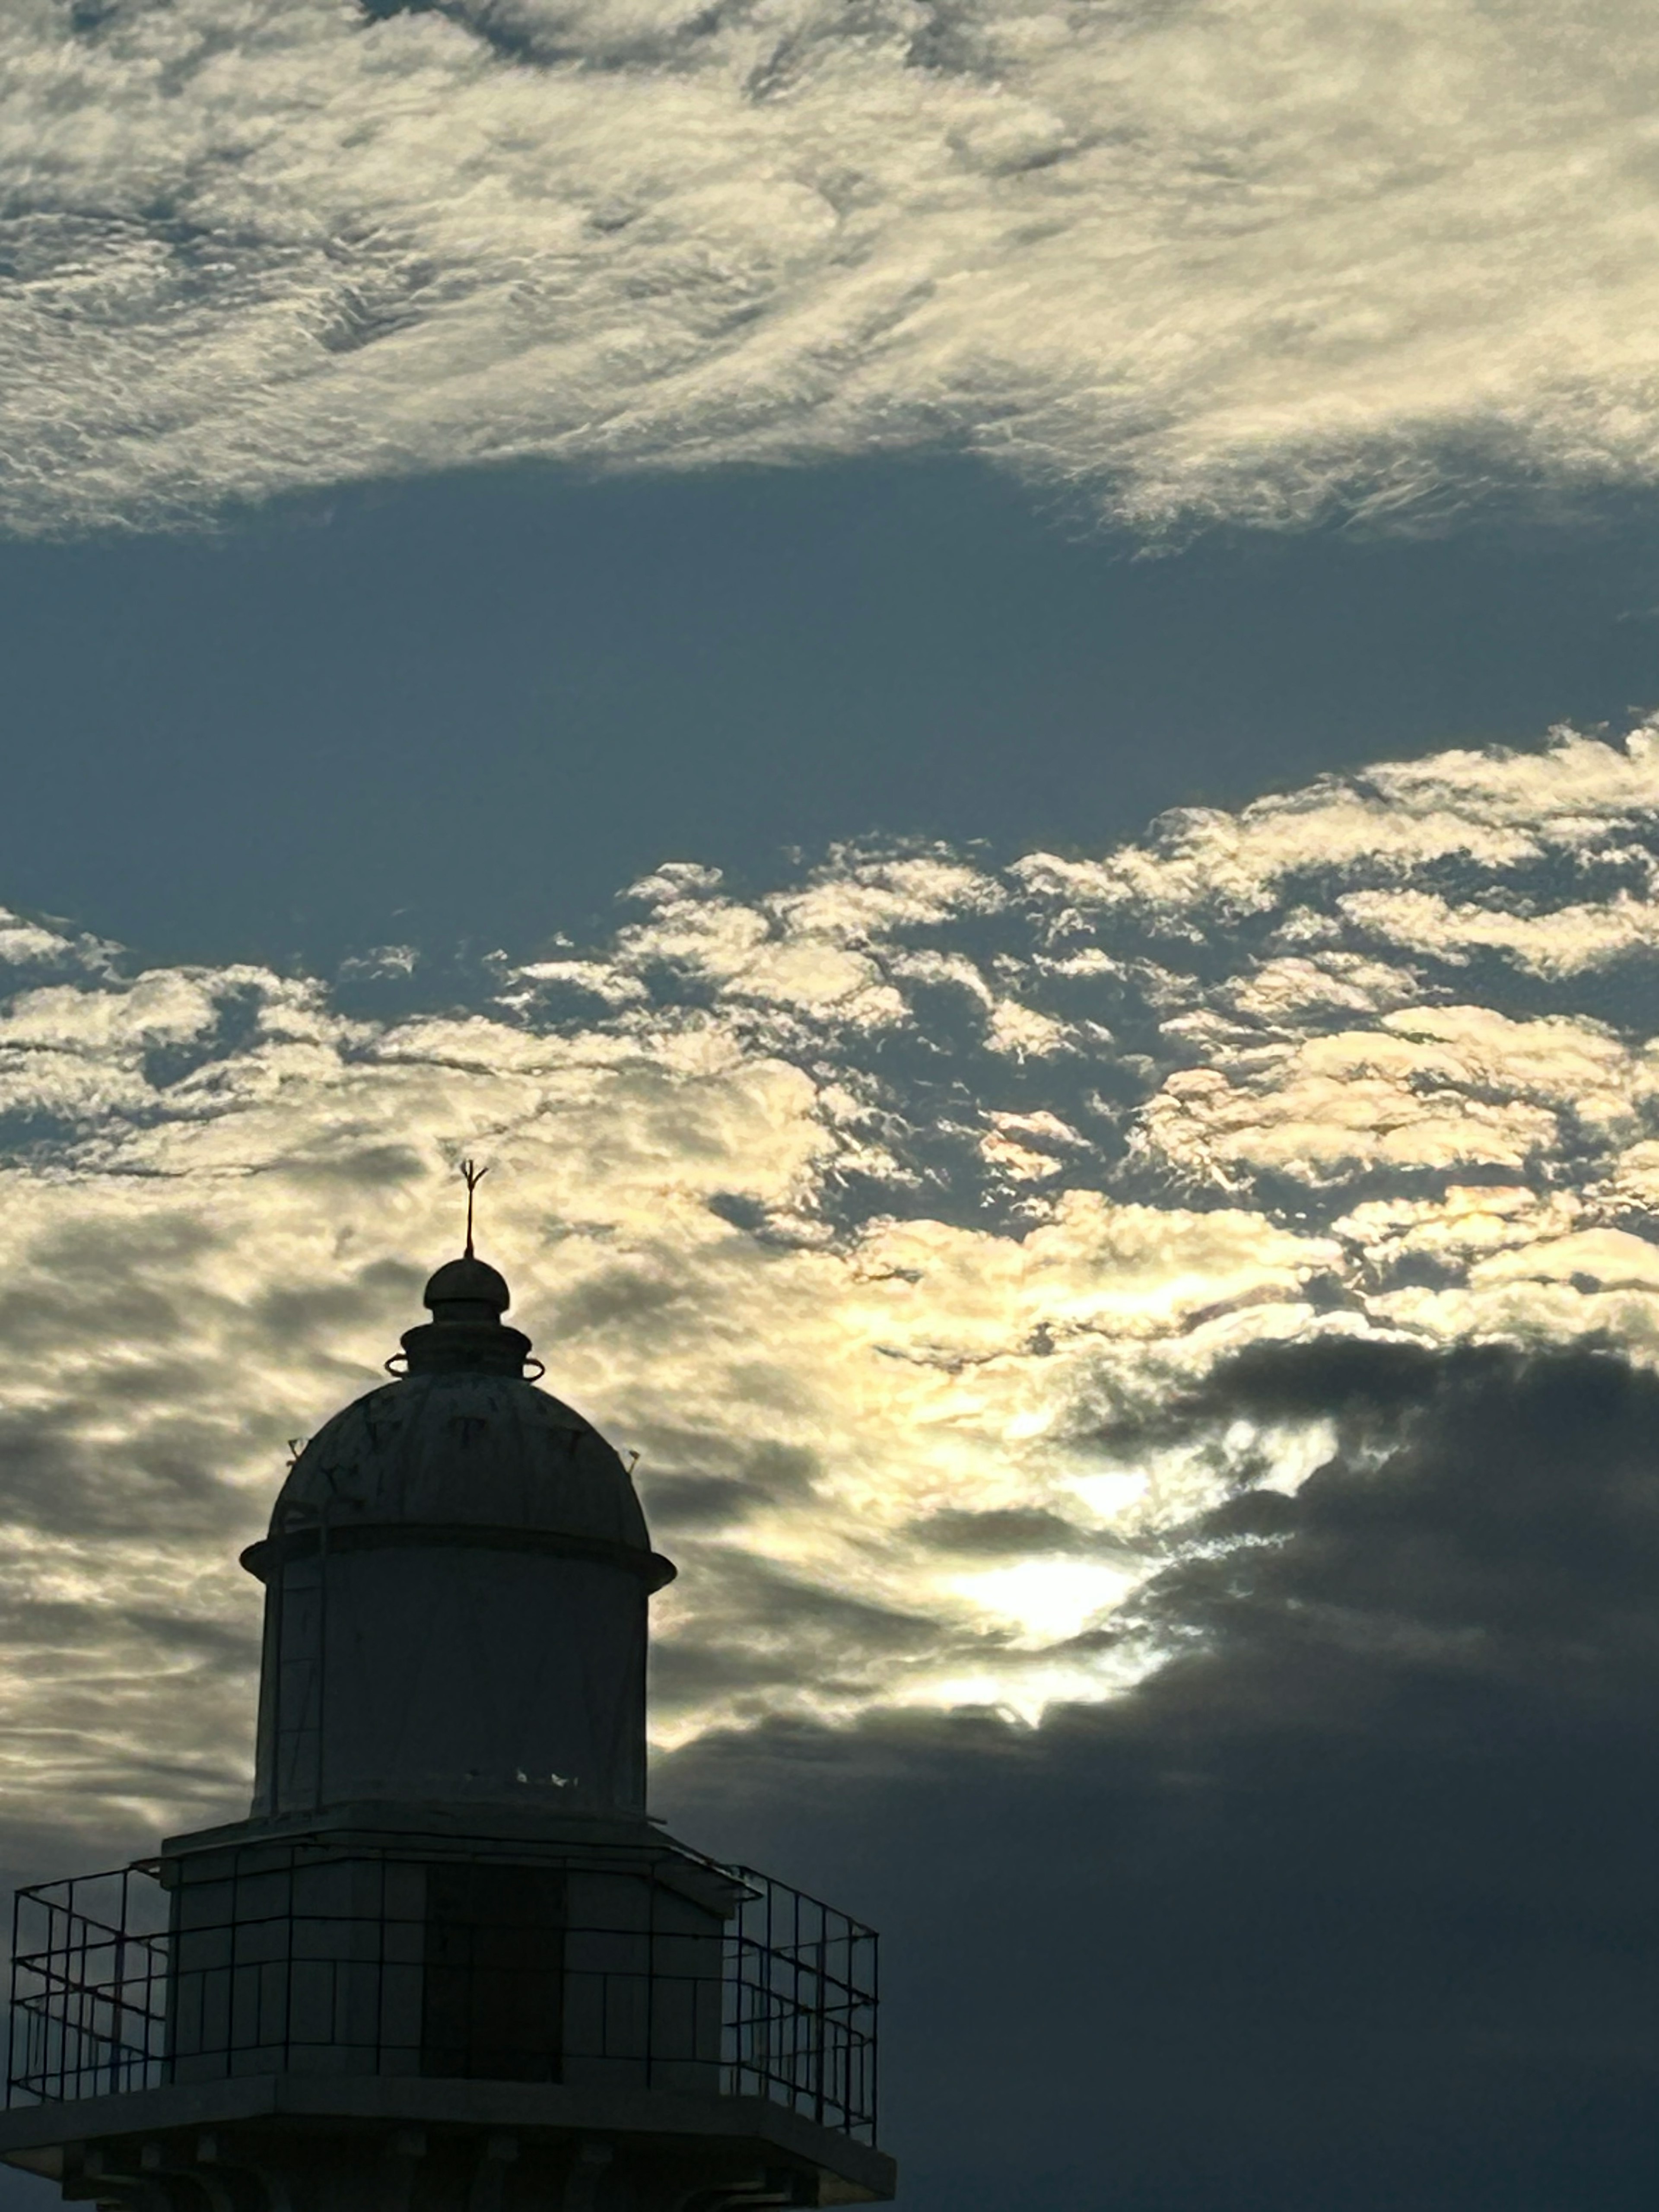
0,1224,893,2212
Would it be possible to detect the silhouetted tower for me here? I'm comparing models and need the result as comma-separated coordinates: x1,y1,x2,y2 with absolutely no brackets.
1,1224,891,2212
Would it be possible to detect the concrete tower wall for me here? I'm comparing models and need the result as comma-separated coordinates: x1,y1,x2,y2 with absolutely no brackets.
251,1545,649,1817
162,1836,731,2097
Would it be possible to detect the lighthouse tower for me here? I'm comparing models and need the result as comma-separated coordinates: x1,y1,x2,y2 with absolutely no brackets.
0,1232,893,2212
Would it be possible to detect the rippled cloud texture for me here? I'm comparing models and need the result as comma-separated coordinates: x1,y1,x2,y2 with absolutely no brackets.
6,720,1659,1866
7,0,1659,533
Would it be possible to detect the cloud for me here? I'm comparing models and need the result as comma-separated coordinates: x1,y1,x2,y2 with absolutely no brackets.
10,718,1659,1865
1139,1005,1639,1187
657,1337,1659,2209
8,0,1659,532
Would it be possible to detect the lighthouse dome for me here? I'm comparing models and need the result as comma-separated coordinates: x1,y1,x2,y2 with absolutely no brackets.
272,1373,658,1557
251,1255,671,1578
245,1247,673,1820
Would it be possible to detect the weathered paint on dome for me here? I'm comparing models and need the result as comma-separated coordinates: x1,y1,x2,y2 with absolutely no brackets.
273,1372,652,1552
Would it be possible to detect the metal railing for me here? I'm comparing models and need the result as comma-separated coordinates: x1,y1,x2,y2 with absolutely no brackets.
7,1845,877,2144
6,1865,170,2103
722,1867,877,2137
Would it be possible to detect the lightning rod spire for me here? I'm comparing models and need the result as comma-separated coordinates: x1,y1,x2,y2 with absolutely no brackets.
460,1157,487,1259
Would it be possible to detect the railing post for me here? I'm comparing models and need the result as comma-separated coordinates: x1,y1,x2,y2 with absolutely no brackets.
6,1881,21,2107
109,1931,127,2098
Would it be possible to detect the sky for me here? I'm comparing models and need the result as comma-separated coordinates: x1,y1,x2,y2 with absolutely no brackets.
8,1,1659,2207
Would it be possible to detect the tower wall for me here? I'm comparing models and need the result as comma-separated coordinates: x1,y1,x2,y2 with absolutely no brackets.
161,1830,733,2098
251,1542,650,1818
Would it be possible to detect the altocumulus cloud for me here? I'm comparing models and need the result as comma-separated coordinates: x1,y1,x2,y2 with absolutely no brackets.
7,0,1659,534
8,720,1659,1885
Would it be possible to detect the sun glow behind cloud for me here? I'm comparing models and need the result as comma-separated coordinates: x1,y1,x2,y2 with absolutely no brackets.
948,1558,1141,1646
7,722,1659,1852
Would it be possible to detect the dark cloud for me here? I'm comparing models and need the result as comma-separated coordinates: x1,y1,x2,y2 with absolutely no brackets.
0,1400,256,1540
656,1340,1659,2211
650,1552,944,1718
250,1262,417,1350
907,1506,1095,1555
554,1267,690,1339
0,1224,210,1356
1141,1337,1659,1684
638,1474,763,1531
282,1146,425,1190
636,1439,823,1532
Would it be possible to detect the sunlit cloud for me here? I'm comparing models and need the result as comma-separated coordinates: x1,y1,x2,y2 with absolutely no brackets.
7,0,1659,534
8,720,1659,1861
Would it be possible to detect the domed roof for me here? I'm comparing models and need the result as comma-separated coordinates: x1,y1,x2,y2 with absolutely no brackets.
272,1370,654,1553
254,1247,669,1575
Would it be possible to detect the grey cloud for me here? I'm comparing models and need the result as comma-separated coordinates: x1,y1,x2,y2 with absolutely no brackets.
637,1473,761,1530
645,1636,814,1707
741,1442,820,1496
651,1548,944,1719
638,1438,821,1532
1135,1337,1659,1675
0,1401,257,1541
553,1265,691,1338
0,1579,260,1867
1168,1331,1467,1428
279,1143,426,1189
670,1550,942,1652
657,1337,1659,2210
250,1263,424,1352
907,1506,1091,1555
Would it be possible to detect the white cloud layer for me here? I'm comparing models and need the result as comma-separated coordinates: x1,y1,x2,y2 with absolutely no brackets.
6,0,1659,532
13,720,1659,1857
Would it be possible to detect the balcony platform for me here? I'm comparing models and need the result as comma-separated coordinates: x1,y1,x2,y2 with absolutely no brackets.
0,2075,896,2206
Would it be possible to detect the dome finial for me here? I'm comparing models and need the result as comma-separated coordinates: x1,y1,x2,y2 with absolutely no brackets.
394,1160,527,1376
460,1156,487,1260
